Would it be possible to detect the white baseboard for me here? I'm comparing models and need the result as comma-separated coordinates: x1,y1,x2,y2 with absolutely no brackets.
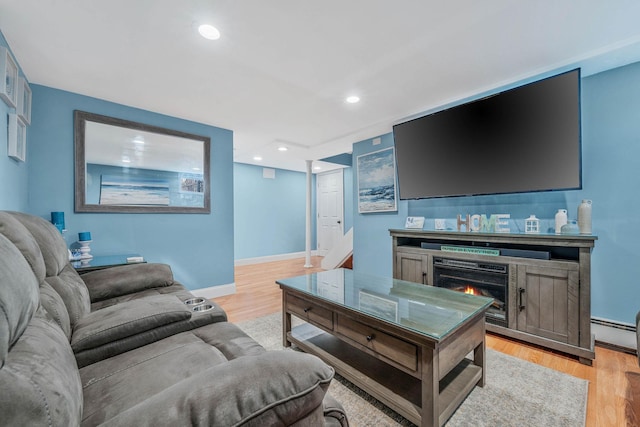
191,283,236,299
591,317,637,352
235,251,319,266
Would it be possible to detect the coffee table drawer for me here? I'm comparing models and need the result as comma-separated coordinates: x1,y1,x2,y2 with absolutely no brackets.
286,293,334,330
336,314,417,371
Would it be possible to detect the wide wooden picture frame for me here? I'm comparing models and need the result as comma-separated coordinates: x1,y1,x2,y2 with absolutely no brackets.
74,110,211,213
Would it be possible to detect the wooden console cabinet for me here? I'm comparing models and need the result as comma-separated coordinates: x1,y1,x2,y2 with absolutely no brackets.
390,229,597,364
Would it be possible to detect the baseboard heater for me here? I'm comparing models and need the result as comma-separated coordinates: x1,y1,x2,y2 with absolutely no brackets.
591,317,637,355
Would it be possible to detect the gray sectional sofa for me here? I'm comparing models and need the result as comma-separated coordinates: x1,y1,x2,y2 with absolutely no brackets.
0,211,348,426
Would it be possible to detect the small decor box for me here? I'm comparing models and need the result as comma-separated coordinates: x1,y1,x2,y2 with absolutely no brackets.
525,215,540,234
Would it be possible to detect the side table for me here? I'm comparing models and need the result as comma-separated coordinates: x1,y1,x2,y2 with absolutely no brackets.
73,254,145,274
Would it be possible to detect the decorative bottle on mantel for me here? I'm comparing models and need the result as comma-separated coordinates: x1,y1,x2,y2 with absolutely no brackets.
578,199,592,234
555,209,568,234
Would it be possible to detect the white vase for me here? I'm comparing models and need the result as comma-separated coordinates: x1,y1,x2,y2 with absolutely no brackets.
555,209,568,234
578,200,592,234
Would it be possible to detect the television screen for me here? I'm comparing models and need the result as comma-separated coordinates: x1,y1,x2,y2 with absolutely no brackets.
393,69,581,199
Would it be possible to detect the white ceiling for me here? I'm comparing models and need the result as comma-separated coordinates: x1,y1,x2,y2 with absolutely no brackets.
2,0,640,173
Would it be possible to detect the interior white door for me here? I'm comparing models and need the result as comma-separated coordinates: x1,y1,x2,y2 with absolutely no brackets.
317,169,344,257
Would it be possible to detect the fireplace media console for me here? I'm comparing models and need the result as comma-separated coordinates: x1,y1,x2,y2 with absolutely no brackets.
390,229,597,365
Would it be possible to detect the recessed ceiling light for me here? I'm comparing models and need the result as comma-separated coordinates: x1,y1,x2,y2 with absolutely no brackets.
192,167,201,171
346,95,360,104
253,156,262,161
198,24,221,40
314,166,322,170
278,146,288,152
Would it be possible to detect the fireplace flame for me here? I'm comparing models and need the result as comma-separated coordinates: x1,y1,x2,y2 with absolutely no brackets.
464,286,478,295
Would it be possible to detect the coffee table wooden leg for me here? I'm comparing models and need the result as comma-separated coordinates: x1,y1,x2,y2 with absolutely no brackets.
474,339,486,387
473,322,486,387
282,294,292,348
421,346,439,427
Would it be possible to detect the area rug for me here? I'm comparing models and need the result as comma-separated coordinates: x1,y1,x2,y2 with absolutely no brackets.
237,312,588,427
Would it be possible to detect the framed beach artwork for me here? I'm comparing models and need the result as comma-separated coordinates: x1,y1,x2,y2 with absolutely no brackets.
99,175,170,206
356,147,397,213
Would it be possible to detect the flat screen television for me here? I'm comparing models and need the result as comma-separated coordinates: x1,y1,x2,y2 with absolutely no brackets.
392,69,581,199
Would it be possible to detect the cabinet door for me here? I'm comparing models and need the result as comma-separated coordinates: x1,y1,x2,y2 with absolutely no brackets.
516,264,579,345
395,252,429,285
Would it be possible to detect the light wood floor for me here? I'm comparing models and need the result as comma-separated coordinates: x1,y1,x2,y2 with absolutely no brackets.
213,257,640,427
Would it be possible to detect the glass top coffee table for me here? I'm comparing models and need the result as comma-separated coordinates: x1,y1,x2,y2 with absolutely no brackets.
277,268,493,427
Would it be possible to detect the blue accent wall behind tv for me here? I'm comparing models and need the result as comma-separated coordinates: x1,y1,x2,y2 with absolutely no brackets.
27,85,235,290
353,61,640,325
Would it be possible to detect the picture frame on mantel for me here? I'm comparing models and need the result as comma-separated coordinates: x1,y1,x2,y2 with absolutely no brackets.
0,46,19,108
357,147,398,213
17,76,32,124
8,113,26,162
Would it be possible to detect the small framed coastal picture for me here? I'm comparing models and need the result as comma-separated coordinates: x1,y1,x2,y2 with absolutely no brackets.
7,113,26,162
357,147,397,213
405,216,425,229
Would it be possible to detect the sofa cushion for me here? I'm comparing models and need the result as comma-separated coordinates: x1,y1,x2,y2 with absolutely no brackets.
39,281,73,340
45,265,92,328
0,212,46,281
83,351,333,427
71,294,192,353
80,324,244,425
8,211,70,278
75,300,228,368
0,234,40,367
4,212,92,328
80,322,334,426
0,307,83,426
81,263,176,303
89,283,193,310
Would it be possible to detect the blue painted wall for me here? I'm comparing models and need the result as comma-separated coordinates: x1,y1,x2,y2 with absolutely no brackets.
352,134,409,278
352,62,640,325
27,85,235,290
343,167,354,233
234,163,316,259
0,31,29,211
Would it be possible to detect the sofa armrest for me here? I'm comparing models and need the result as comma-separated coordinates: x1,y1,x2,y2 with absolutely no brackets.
87,351,335,427
81,263,176,302
71,294,191,353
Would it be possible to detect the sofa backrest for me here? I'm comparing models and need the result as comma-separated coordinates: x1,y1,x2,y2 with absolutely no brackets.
0,232,83,426
0,212,47,282
0,212,91,331
0,233,39,367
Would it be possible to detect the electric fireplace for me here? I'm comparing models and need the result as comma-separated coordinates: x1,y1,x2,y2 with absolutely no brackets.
433,257,508,327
